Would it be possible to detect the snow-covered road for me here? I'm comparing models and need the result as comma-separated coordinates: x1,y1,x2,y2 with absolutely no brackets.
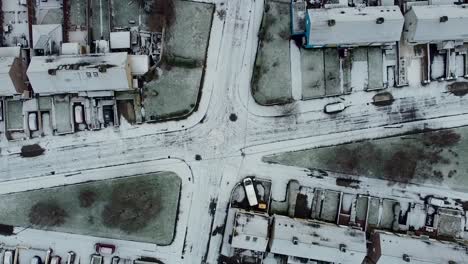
2,0,468,263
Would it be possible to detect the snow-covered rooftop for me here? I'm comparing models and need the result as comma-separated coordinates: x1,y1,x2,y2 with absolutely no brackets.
0,57,24,96
110,31,131,50
0,47,21,58
231,211,269,252
305,6,404,47
128,55,149,76
269,215,367,263
27,52,132,94
404,4,468,44
370,231,468,264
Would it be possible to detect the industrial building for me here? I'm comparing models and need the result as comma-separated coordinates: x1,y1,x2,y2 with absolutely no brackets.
304,6,404,48
404,4,468,45
27,52,132,95
269,215,367,263
368,231,468,264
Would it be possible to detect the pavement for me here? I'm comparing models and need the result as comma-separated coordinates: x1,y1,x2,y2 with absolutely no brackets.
2,0,468,263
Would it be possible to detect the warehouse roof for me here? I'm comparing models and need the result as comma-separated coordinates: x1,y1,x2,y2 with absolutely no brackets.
372,232,468,264
269,215,367,263
305,6,404,47
404,4,468,43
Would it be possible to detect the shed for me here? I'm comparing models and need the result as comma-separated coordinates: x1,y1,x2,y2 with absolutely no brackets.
0,57,27,96
128,55,150,75
404,4,468,44
32,24,63,54
231,211,270,252
61,43,83,55
269,215,367,263
110,31,131,50
27,52,132,95
305,6,404,48
368,231,468,264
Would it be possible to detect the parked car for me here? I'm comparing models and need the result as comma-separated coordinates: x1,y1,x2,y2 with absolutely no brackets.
243,177,258,207
50,256,61,264
324,102,345,114
428,197,445,207
111,256,120,264
3,250,14,264
31,256,42,264
95,243,115,255
90,255,103,264
66,251,76,264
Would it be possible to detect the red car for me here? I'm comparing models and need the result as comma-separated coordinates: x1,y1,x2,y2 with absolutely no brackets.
95,243,115,255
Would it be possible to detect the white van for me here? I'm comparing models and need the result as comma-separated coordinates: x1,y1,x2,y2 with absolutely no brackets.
428,197,445,207
3,250,13,264
243,177,258,207
324,102,345,114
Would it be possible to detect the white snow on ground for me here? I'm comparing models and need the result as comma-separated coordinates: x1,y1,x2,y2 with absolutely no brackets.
1,0,468,263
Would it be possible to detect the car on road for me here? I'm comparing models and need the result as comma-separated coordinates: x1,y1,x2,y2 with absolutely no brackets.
324,102,345,114
95,243,115,255
243,177,258,207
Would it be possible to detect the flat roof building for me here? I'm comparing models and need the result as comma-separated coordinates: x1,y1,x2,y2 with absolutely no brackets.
269,215,367,263
27,52,132,95
231,211,270,252
305,6,404,48
404,5,468,44
368,231,468,264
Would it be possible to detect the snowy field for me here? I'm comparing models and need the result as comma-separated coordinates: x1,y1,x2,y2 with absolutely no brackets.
263,127,468,190
0,172,181,245
252,0,292,105
143,0,214,121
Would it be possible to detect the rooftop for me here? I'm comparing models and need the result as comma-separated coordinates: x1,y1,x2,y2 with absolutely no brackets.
231,211,269,252
374,232,468,264
270,215,367,263
306,6,404,46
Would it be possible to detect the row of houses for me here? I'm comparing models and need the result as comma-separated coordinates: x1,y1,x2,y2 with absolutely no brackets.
292,3,468,48
0,29,150,139
227,210,468,264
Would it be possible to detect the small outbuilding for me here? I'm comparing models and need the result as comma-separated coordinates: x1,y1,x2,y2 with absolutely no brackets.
110,31,131,50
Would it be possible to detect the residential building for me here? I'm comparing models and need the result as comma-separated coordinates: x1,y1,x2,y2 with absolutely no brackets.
0,57,27,96
368,231,468,264
269,215,367,263
231,211,270,252
404,5,468,45
27,52,132,95
304,6,404,48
